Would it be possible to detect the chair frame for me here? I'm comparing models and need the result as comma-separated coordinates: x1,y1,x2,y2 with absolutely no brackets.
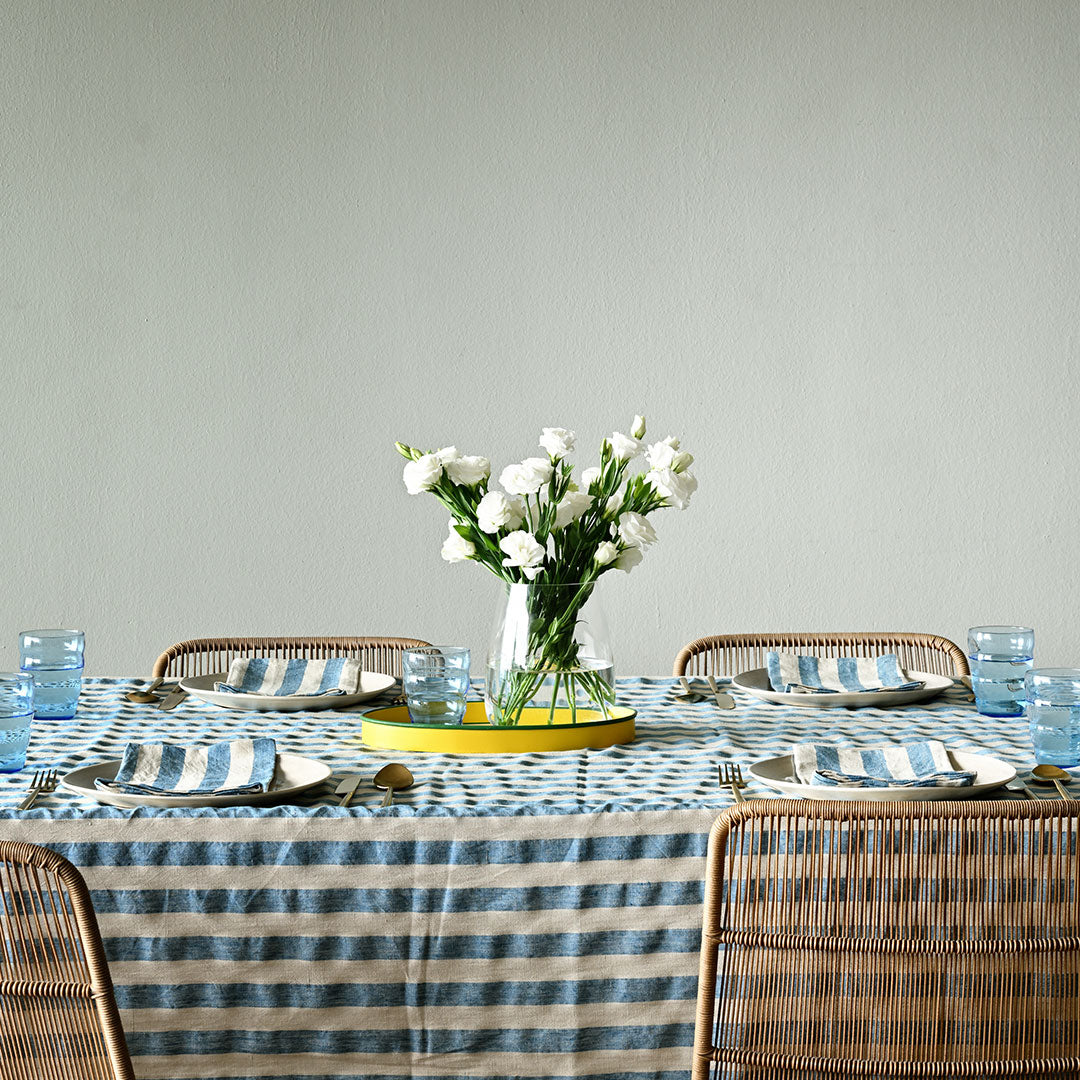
674,631,969,678
0,840,135,1080
693,799,1080,1079
152,635,432,679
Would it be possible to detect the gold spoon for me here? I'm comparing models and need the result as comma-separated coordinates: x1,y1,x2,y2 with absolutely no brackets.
1031,763,1075,800
126,678,165,704
373,763,414,807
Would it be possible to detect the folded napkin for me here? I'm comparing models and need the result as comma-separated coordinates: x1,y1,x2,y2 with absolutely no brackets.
97,737,278,797
214,657,361,696
766,652,924,694
792,740,976,788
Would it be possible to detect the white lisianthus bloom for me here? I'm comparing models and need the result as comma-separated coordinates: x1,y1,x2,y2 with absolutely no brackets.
645,440,678,471
630,415,646,439
476,491,525,533
499,457,554,496
617,511,658,548
580,466,601,490
436,446,460,465
614,545,644,573
553,490,592,529
403,453,443,494
441,522,476,563
445,455,491,486
539,427,575,458
604,494,623,519
671,450,694,473
499,530,546,574
606,432,640,462
647,467,698,510
594,540,619,566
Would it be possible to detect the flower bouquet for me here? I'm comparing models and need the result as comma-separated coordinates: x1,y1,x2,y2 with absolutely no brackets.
395,418,696,726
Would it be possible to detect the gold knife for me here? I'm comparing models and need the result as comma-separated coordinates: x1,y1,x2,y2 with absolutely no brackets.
706,675,736,710
157,684,189,710
335,775,363,807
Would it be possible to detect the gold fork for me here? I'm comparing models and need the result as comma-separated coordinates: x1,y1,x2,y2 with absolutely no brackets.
719,762,747,803
18,769,59,810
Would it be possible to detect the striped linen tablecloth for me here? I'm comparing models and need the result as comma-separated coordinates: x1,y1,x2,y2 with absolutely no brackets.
0,677,1039,1080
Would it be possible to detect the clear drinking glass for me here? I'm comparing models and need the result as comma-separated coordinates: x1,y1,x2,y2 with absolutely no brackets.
402,646,470,725
967,625,1034,717
19,629,85,720
0,673,34,773
1027,668,1080,768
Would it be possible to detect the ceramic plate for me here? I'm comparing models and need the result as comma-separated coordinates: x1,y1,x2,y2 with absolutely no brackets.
748,750,1015,801
179,671,395,712
60,753,333,808
731,668,953,708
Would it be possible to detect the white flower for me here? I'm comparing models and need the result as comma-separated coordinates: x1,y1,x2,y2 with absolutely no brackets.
671,450,694,473
606,432,640,462
441,522,476,563
604,494,623,518
436,446,460,464
580,466,601,490
553,490,592,529
499,457,554,496
645,440,678,471
445,455,491,487
617,511,657,548
539,427,575,458
594,540,619,566
614,545,644,573
647,467,698,510
403,453,443,494
630,415,646,439
476,491,525,533
499,530,546,574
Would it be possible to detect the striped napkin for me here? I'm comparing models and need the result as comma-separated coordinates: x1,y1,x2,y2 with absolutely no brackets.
792,741,976,788
214,657,361,696
97,738,278,797
766,652,924,694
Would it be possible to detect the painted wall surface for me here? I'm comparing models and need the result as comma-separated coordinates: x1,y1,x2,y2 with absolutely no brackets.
3,1,1078,675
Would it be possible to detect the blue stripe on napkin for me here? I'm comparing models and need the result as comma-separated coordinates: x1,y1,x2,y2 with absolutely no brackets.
97,738,277,797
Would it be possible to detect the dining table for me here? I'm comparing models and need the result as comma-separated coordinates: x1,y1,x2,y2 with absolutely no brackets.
0,675,1056,1080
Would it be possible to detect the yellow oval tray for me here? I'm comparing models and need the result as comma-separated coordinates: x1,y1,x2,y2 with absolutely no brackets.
361,701,636,754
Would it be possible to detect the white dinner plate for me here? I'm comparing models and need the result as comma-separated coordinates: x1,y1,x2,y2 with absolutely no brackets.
731,668,953,708
60,753,333,808
748,750,1015,801
179,671,396,712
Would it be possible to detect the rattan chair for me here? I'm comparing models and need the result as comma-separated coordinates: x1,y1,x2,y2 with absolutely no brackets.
674,632,969,678
0,841,135,1080
693,800,1080,1079
152,636,432,680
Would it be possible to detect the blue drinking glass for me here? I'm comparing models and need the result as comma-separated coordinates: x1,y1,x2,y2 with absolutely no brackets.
967,625,1034,717
403,646,470,725
1027,668,1080,769
0,672,34,773
19,629,85,720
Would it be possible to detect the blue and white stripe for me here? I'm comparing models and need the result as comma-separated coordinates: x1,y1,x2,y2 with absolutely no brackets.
766,651,924,693
0,677,1047,1080
98,737,278,796
793,739,977,787
215,657,361,696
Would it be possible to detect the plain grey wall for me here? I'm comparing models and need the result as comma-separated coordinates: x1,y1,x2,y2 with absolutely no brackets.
3,0,1078,675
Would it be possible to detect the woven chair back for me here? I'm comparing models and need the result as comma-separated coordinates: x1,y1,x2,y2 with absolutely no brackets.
0,841,134,1080
152,635,432,679
674,632,969,678
693,800,1080,1079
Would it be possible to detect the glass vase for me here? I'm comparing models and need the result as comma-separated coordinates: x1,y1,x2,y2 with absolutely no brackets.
485,581,615,727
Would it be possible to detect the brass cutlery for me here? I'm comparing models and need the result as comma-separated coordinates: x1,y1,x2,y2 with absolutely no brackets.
373,763,414,806
18,769,59,810
335,775,364,807
126,677,166,703
674,677,707,703
676,677,735,708
157,685,189,710
705,676,736,710
1031,764,1075,800
719,762,747,803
